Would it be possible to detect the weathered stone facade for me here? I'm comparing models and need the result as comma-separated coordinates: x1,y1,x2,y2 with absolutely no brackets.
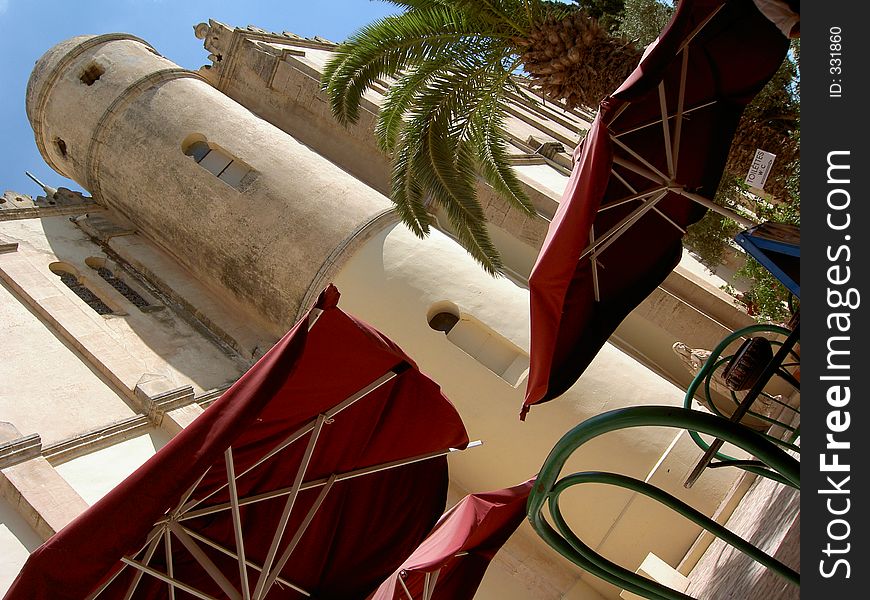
0,22,798,600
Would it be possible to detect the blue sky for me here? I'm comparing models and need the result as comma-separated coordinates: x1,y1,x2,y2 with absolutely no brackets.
0,0,402,198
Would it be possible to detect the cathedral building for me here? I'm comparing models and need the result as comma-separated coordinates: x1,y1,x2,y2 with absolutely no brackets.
0,21,798,599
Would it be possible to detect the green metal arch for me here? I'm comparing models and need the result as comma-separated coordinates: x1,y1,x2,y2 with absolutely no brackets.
527,405,799,599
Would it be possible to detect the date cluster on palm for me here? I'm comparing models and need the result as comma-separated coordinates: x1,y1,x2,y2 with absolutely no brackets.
521,10,641,110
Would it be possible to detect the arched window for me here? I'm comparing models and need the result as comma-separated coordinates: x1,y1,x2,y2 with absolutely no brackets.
428,302,529,386
428,311,460,333
49,263,113,315
183,136,252,189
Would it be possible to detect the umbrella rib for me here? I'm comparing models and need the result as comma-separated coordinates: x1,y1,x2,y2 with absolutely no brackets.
89,521,167,599
612,99,717,139
225,448,252,600
169,520,243,600
165,527,176,600
611,137,669,184
612,156,667,188
578,190,669,263
423,568,441,600
122,528,164,600
673,188,754,228
672,48,689,177
252,414,327,600
422,572,432,600
179,526,311,596
398,575,415,600
657,82,675,178
176,370,399,517
172,469,211,517
611,168,637,195
608,3,721,131
598,186,668,213
605,102,630,128
258,474,338,599
179,442,481,520
589,228,600,302
119,557,220,600
677,3,725,55
594,191,670,258
651,207,687,234
87,562,129,600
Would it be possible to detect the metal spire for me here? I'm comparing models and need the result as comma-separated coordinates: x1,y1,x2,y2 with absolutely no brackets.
25,171,58,199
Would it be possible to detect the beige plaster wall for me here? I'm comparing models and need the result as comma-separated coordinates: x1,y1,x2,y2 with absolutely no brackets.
0,249,135,444
334,224,743,598
0,498,41,597
53,429,170,506
0,216,247,402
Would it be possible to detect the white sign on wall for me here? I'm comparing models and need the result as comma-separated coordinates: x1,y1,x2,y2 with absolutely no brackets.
745,149,777,191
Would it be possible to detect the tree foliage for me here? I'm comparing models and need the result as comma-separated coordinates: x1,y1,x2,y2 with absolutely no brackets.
617,0,672,46
322,0,799,294
571,0,626,33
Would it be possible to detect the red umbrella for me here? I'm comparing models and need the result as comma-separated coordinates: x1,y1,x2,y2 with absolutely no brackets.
4,285,470,600
523,0,792,418
370,478,534,600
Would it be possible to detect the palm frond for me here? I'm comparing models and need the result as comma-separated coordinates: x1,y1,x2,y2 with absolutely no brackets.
322,6,512,125
375,48,486,153
390,134,433,237
397,64,508,273
471,94,534,215
322,0,589,274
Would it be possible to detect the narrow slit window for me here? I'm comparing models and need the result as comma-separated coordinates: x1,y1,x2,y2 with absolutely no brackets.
51,266,112,315
183,137,252,190
428,303,529,386
95,266,150,310
187,141,211,163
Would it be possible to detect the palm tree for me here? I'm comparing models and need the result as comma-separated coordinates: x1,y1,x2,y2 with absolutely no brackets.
322,0,641,274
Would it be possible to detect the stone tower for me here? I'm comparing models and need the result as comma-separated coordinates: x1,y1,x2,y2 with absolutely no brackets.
8,31,757,599
26,33,392,333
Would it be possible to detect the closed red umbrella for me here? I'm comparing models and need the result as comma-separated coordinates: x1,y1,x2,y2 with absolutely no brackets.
523,0,792,418
5,284,470,600
370,478,534,600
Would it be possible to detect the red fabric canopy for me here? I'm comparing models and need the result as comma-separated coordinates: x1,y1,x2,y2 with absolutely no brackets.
370,478,534,600
523,0,791,417
5,285,469,600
